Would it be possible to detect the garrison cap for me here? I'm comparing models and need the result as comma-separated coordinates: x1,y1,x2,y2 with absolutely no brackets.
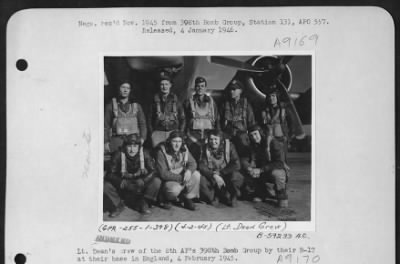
227,80,244,90
159,71,172,82
207,129,225,139
195,76,207,85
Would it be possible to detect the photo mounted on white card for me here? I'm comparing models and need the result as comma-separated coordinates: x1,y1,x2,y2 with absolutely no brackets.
102,54,314,224
5,7,394,264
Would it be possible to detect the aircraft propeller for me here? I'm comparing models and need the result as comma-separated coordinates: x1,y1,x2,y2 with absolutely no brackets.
209,55,306,139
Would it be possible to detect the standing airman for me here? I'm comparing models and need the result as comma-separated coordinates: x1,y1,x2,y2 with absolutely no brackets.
220,79,256,150
104,81,147,153
261,85,293,163
184,76,220,161
148,73,186,147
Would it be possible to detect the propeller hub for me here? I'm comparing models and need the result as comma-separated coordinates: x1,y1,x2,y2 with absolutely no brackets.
247,56,292,98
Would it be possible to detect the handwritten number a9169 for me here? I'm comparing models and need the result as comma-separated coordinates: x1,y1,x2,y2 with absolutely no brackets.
274,34,318,48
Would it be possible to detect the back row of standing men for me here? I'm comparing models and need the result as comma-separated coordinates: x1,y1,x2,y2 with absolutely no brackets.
103,73,293,217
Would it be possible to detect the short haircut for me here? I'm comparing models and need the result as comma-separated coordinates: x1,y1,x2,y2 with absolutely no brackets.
207,129,224,139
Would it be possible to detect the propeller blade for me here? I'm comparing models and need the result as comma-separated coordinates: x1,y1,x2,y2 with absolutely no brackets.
280,56,293,65
209,56,270,73
104,71,109,86
277,79,306,139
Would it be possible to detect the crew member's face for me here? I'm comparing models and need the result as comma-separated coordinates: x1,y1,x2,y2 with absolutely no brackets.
249,130,262,144
160,80,172,95
171,137,183,153
267,93,278,105
119,83,131,98
209,135,221,150
229,87,242,100
125,144,139,157
195,81,207,96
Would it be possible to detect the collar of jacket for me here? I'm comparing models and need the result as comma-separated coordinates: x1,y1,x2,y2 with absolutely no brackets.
158,92,175,102
207,145,224,158
251,139,266,149
124,151,139,161
193,94,211,103
165,144,185,156
117,98,132,104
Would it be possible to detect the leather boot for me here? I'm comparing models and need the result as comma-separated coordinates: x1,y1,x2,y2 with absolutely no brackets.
137,198,151,214
158,191,172,210
276,189,289,208
178,192,196,211
109,201,125,217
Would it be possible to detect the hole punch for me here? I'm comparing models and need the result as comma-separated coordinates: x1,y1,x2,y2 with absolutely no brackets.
14,253,26,264
16,59,28,71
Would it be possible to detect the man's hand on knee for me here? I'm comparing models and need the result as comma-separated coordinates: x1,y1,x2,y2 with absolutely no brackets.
183,170,192,185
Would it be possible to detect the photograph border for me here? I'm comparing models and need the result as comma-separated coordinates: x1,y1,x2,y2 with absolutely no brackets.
99,51,316,231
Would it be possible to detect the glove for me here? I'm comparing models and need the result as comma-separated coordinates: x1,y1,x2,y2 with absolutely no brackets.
120,179,128,189
253,168,261,178
140,168,148,176
284,163,290,178
213,174,225,189
134,168,148,178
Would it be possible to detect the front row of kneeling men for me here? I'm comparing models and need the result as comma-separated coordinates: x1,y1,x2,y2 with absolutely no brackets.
104,126,288,217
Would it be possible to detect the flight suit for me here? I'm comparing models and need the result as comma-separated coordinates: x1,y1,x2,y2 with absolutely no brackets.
104,99,147,152
148,93,186,147
155,144,200,201
104,148,161,209
221,97,256,151
184,94,220,161
221,97,255,137
240,137,288,204
261,103,292,162
198,140,244,205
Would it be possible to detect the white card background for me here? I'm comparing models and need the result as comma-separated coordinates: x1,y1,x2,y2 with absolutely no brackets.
6,7,395,264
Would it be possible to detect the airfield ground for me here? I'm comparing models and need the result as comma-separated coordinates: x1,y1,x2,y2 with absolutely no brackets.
104,152,311,222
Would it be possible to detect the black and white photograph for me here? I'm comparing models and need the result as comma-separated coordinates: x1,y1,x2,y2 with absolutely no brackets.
102,55,313,221
4,6,395,264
